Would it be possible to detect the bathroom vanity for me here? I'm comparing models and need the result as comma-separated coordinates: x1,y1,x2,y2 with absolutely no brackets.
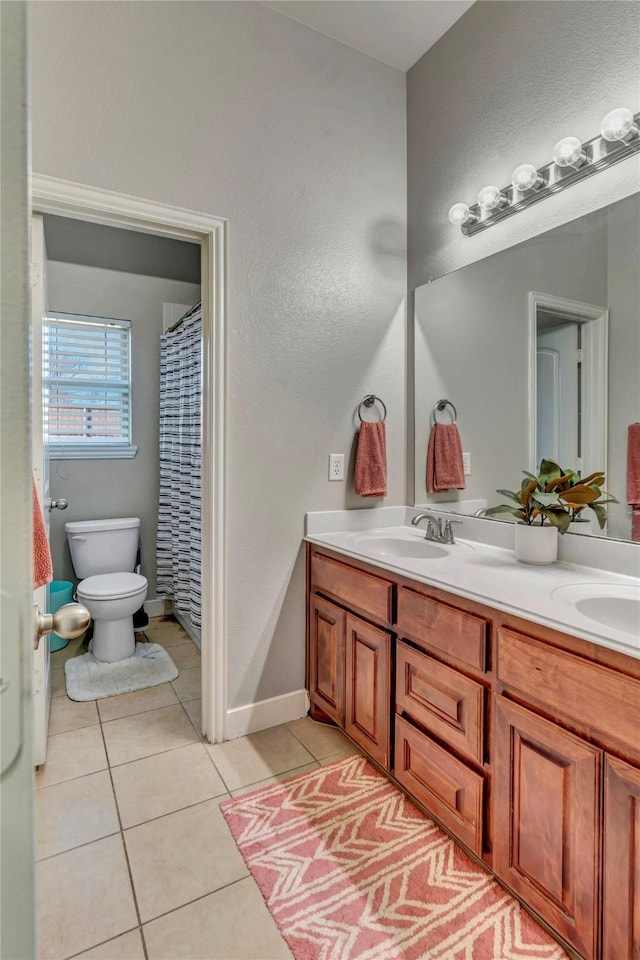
305,519,640,960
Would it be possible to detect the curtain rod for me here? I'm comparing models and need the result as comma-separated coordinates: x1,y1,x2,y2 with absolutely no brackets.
165,300,202,334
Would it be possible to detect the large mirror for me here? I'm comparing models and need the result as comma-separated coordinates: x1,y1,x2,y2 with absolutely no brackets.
414,194,640,541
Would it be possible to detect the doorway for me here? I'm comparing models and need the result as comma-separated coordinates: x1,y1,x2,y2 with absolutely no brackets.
32,175,227,744
529,290,608,483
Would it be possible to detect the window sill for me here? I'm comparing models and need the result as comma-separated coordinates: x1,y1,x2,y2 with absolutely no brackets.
48,445,138,461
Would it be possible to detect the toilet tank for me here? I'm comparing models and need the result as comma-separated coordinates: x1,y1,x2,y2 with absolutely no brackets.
65,517,141,578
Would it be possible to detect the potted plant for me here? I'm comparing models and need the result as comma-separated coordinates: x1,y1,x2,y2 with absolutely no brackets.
485,459,616,564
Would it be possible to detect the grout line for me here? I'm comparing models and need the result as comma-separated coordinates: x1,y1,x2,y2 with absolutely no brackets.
140,874,251,929
65,926,141,960
36,829,122,863
120,791,231,832
96,704,149,960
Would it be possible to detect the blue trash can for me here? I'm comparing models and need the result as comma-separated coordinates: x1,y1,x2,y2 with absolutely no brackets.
49,580,74,651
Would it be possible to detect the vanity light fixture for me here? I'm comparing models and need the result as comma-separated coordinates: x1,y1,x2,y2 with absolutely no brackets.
511,163,545,192
551,136,587,169
448,202,476,226
477,185,508,211
449,107,640,237
600,107,639,143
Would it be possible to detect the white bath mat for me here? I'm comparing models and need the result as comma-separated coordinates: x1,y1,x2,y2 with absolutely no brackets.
64,642,179,702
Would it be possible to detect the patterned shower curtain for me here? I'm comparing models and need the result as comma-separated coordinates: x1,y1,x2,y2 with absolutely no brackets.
156,305,202,627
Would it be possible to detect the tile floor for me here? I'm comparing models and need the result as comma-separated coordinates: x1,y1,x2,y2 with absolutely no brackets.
37,617,357,960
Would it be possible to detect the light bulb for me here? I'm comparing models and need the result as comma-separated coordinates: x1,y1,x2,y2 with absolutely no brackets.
600,107,638,143
477,185,507,212
448,202,475,226
511,163,545,192
552,136,587,169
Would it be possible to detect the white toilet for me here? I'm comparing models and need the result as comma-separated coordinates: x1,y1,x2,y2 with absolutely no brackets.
65,517,148,663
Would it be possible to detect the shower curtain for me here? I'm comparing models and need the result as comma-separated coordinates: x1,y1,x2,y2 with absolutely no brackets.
156,305,202,629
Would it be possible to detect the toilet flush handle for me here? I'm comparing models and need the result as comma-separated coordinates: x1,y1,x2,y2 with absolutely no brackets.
70,535,87,541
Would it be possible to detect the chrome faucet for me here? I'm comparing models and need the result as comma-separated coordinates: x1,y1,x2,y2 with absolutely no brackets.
411,512,463,544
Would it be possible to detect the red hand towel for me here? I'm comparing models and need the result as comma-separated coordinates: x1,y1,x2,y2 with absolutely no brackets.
33,478,53,589
355,420,387,498
627,424,640,542
426,423,466,494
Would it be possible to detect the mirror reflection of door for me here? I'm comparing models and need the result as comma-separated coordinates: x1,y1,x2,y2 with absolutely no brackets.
536,317,579,468
532,293,608,535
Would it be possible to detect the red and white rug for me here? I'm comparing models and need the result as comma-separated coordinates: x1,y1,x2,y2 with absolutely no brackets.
220,754,568,960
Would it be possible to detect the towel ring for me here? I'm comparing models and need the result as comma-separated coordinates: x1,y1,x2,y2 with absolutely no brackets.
358,394,387,422
432,399,457,424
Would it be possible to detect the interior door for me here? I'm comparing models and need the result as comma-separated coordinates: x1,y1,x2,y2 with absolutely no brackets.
32,214,51,766
0,2,36,955
536,323,579,468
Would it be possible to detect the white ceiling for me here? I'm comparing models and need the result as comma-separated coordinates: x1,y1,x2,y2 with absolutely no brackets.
261,0,474,72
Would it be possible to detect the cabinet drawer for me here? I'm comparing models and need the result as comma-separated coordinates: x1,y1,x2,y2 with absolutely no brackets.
396,641,484,764
397,587,488,670
311,552,393,624
498,629,640,756
394,715,484,856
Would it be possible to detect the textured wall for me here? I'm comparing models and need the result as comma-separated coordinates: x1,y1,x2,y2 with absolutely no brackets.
29,1,407,711
408,1,640,288
46,261,200,597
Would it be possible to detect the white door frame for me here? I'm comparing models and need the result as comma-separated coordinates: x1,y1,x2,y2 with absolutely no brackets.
32,174,227,743
528,290,608,478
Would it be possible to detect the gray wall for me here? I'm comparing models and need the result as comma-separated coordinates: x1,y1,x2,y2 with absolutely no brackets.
47,261,200,597
408,1,640,289
30,1,407,710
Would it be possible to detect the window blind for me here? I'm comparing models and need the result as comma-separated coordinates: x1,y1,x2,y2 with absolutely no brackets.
44,314,132,450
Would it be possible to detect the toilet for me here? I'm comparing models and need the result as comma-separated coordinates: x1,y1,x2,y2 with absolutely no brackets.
65,517,148,663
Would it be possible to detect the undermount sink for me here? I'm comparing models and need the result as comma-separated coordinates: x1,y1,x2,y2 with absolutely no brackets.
353,536,450,560
551,583,640,637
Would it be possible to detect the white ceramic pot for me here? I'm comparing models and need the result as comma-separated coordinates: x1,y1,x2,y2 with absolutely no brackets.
514,522,558,565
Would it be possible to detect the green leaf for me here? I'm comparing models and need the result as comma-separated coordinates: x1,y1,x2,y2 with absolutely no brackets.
538,459,562,483
531,491,563,507
485,505,524,521
543,509,571,534
495,489,521,505
521,471,539,482
590,503,608,529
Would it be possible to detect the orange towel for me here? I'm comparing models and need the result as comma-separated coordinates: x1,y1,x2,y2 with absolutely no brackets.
427,423,465,494
627,423,640,542
33,478,53,589
355,421,387,498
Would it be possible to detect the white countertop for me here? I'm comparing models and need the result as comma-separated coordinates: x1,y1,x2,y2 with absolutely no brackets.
305,518,640,661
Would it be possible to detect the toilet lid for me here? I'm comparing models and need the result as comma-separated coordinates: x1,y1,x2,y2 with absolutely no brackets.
77,572,147,600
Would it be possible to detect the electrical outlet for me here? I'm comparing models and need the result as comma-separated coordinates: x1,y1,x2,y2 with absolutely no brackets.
463,452,471,476
329,453,345,481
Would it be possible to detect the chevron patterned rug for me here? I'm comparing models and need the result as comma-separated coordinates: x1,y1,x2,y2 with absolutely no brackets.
220,754,568,960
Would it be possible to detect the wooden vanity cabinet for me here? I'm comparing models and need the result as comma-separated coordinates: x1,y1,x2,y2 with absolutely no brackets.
602,755,640,960
493,696,600,960
344,613,391,767
306,542,640,960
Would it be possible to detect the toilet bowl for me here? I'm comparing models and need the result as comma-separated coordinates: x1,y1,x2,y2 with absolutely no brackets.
77,572,148,662
65,517,148,663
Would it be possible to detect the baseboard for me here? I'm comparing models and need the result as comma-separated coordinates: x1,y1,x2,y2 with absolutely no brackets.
144,598,166,618
225,689,310,741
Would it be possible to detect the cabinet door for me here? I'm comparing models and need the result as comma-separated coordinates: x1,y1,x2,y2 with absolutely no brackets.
603,754,640,960
308,595,345,725
345,613,391,768
493,697,600,960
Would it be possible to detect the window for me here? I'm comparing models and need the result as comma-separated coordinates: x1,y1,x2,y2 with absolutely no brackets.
44,312,137,459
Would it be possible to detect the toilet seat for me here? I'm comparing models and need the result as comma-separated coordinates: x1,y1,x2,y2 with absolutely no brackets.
77,572,147,601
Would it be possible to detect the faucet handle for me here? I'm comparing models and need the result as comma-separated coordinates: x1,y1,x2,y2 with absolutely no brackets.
442,517,463,543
